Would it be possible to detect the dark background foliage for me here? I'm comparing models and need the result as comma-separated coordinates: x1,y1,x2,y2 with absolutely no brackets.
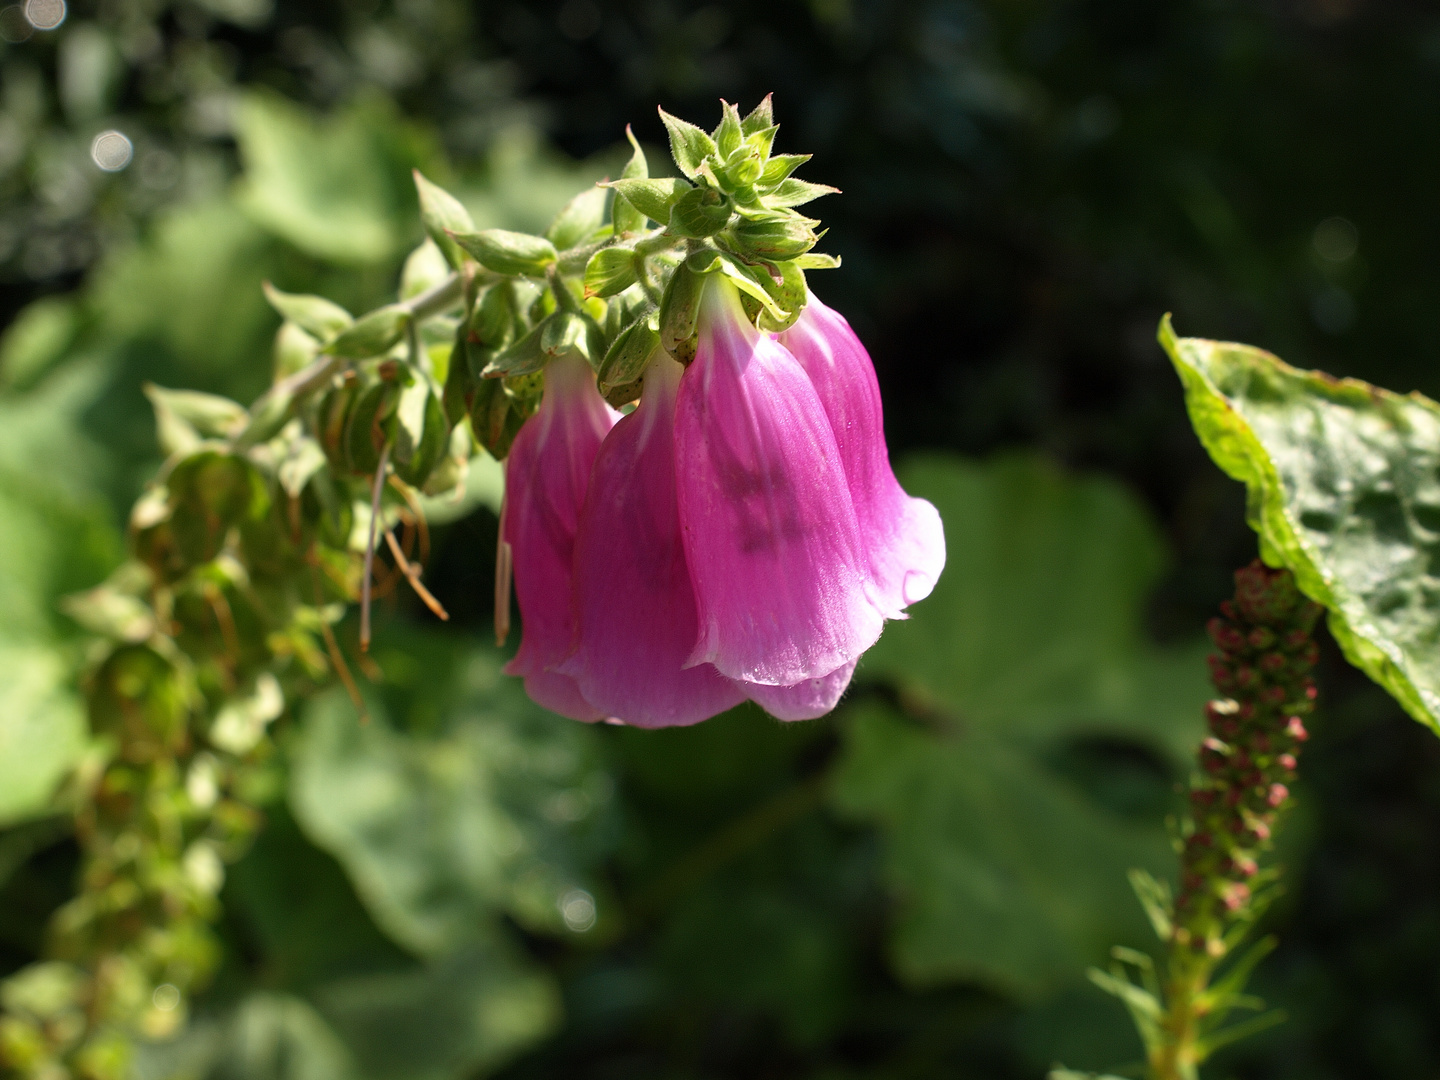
5,1,1440,1077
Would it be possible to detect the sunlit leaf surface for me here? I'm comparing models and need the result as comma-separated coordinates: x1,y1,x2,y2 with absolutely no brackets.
1163,317,1440,733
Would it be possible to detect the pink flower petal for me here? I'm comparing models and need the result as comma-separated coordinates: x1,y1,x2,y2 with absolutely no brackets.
502,355,617,721
742,659,858,722
560,354,746,727
675,277,886,685
780,294,946,616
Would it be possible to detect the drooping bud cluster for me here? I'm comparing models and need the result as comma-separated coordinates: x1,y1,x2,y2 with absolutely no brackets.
1174,560,1321,956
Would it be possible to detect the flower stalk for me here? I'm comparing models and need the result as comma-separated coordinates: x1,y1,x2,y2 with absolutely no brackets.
1091,560,1321,1080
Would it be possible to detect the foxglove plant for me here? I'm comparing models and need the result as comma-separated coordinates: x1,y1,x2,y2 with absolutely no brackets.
485,102,945,727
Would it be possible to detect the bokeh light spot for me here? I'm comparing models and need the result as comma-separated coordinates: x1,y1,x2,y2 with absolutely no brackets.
90,130,133,171
22,0,64,30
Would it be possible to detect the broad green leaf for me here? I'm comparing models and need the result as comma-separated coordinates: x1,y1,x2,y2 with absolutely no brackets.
831,702,1174,998
864,454,1206,755
290,634,616,955
831,454,1210,998
0,645,87,827
312,935,560,1080
1161,316,1440,733
236,94,432,264
92,200,283,389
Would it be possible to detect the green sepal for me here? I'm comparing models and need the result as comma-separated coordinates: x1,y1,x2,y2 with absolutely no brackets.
604,177,691,227
400,238,450,300
659,263,705,364
758,153,810,188
412,170,474,270
658,107,718,179
482,311,602,378
611,126,650,235
262,282,353,340
598,310,660,394
273,320,320,380
667,186,733,239
468,376,527,461
727,213,818,260
143,385,248,457
472,283,517,348
392,376,451,487
546,186,609,250
343,377,400,475
715,145,764,190
755,260,807,333
584,246,639,298
713,100,744,158
793,252,842,271
325,305,411,359
740,94,774,135
765,177,841,209
743,123,779,163
687,248,790,324
443,321,477,426
449,229,558,277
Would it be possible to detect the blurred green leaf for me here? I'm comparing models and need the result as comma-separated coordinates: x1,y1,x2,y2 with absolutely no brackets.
1162,317,1440,735
0,298,79,391
313,934,560,1080
289,633,616,954
831,702,1173,999
0,645,87,827
235,93,434,264
831,453,1209,998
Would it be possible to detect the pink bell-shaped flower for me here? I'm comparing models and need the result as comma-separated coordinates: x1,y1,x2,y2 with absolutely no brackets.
561,353,747,727
779,294,946,618
674,276,887,687
502,354,618,721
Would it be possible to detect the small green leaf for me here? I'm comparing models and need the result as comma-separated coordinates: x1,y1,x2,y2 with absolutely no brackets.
262,282,353,341
764,178,841,209
1161,315,1440,734
400,238,451,300
612,127,650,235
583,246,639,298
449,229,558,277
793,252,842,271
758,153,811,187
713,100,744,158
667,186,733,239
143,384,248,456
545,186,609,250
740,94,775,136
412,170,474,269
325,305,410,359
658,107,718,179
604,177,691,227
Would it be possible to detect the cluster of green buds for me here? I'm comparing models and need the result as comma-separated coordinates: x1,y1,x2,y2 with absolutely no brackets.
1092,560,1322,1080
0,98,839,1080
441,95,838,429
